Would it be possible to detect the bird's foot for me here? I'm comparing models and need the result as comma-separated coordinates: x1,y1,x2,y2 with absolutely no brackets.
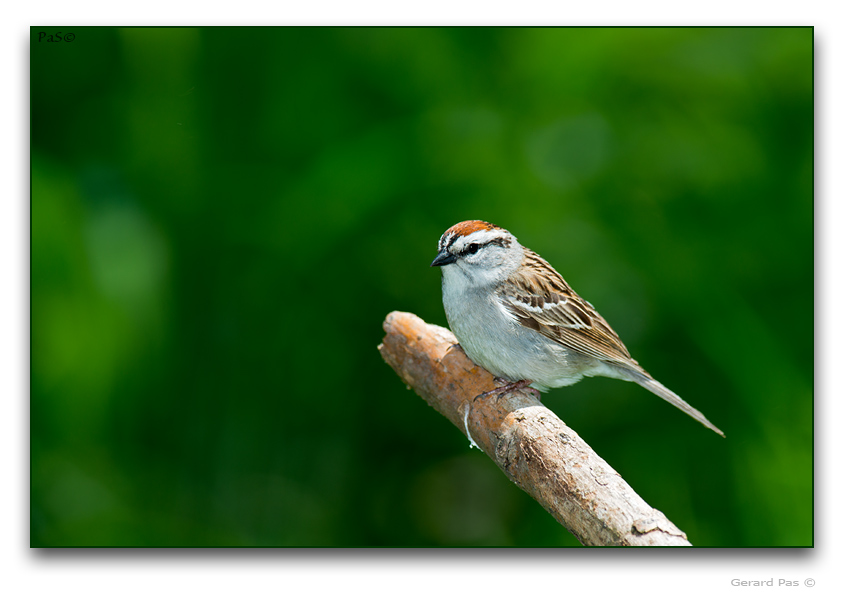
474,378,540,402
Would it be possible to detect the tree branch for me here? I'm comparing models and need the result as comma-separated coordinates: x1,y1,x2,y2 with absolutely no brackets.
378,311,692,547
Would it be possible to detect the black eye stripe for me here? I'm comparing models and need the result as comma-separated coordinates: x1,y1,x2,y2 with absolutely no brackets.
457,236,509,257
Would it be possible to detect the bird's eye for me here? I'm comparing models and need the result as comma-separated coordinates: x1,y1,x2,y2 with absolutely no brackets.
466,243,480,255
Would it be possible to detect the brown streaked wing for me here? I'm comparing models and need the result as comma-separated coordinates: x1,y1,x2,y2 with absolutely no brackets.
501,250,637,368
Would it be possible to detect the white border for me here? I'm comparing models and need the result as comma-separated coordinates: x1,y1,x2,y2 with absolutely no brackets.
5,3,839,593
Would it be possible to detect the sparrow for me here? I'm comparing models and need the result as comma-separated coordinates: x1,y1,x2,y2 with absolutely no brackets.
431,220,724,437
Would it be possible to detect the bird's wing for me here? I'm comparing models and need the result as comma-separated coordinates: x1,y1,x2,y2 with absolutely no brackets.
500,249,640,369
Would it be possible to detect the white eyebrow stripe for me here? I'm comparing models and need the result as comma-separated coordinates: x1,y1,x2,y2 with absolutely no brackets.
450,229,509,252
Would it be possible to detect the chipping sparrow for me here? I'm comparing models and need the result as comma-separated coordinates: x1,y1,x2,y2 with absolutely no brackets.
431,220,724,437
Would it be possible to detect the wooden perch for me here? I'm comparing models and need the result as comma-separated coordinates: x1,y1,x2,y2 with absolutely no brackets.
378,311,692,547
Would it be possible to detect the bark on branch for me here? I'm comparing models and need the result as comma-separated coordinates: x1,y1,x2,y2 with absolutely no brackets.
378,311,692,547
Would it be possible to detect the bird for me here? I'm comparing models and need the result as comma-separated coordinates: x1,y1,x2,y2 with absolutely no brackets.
430,220,724,437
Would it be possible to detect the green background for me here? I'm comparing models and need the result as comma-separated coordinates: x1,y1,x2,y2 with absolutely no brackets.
31,27,813,546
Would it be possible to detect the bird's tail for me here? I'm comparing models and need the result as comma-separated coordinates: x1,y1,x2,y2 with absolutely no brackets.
624,369,725,437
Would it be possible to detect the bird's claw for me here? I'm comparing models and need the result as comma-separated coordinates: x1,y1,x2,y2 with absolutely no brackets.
473,378,537,403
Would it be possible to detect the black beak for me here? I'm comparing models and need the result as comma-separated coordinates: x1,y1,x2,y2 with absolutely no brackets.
430,251,456,267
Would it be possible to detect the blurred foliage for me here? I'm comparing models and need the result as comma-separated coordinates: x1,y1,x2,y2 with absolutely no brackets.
31,27,812,547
